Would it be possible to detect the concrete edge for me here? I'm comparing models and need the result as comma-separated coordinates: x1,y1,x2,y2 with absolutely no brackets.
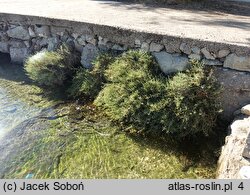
1,12,250,56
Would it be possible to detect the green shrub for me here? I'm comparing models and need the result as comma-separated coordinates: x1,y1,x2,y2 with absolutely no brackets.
91,53,114,83
94,50,167,133
67,53,114,100
24,45,80,88
94,51,221,139
164,60,221,137
67,68,99,99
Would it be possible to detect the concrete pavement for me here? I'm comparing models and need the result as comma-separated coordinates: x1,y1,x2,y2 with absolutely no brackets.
0,0,249,47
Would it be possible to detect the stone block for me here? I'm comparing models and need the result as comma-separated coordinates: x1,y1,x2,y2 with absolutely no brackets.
9,47,28,64
202,59,223,66
81,44,99,68
201,48,215,60
180,43,191,55
224,54,250,72
188,53,201,61
7,26,30,40
241,105,250,116
218,49,230,58
34,25,51,38
153,52,189,74
149,42,164,52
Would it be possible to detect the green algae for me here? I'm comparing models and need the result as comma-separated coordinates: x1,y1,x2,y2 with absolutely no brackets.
0,62,218,179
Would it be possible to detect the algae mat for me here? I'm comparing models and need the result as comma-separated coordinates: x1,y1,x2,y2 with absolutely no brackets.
0,61,218,179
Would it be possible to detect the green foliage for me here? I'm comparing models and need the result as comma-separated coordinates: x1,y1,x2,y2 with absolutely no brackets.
1,104,216,179
67,53,114,100
0,50,221,179
94,50,168,133
67,68,99,99
94,51,221,139
92,53,114,78
164,60,221,137
24,45,80,88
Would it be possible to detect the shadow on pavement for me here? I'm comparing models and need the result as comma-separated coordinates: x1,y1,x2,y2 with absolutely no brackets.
92,0,250,17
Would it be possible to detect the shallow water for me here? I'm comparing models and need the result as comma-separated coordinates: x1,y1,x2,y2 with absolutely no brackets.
0,54,218,179
0,87,40,140
0,54,41,140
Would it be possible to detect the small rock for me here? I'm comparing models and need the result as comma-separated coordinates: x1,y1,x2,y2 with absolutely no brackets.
201,48,215,60
28,27,36,38
77,35,87,46
230,118,250,138
241,105,250,116
9,47,28,64
98,36,109,46
149,42,164,52
218,49,230,58
239,166,250,179
180,43,191,55
188,53,201,61
112,44,125,51
81,44,99,68
34,25,51,38
165,42,181,54
25,173,34,179
191,47,201,55
153,52,189,74
72,33,80,39
224,54,250,72
164,40,181,54
135,39,141,47
7,26,30,40
141,42,150,52
202,59,223,66
47,36,60,51
85,34,97,45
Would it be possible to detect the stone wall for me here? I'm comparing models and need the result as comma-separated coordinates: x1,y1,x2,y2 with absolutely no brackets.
0,13,250,120
214,68,250,120
1,13,250,71
217,105,250,179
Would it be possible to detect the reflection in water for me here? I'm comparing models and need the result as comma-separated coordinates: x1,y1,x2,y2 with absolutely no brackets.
0,87,40,140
